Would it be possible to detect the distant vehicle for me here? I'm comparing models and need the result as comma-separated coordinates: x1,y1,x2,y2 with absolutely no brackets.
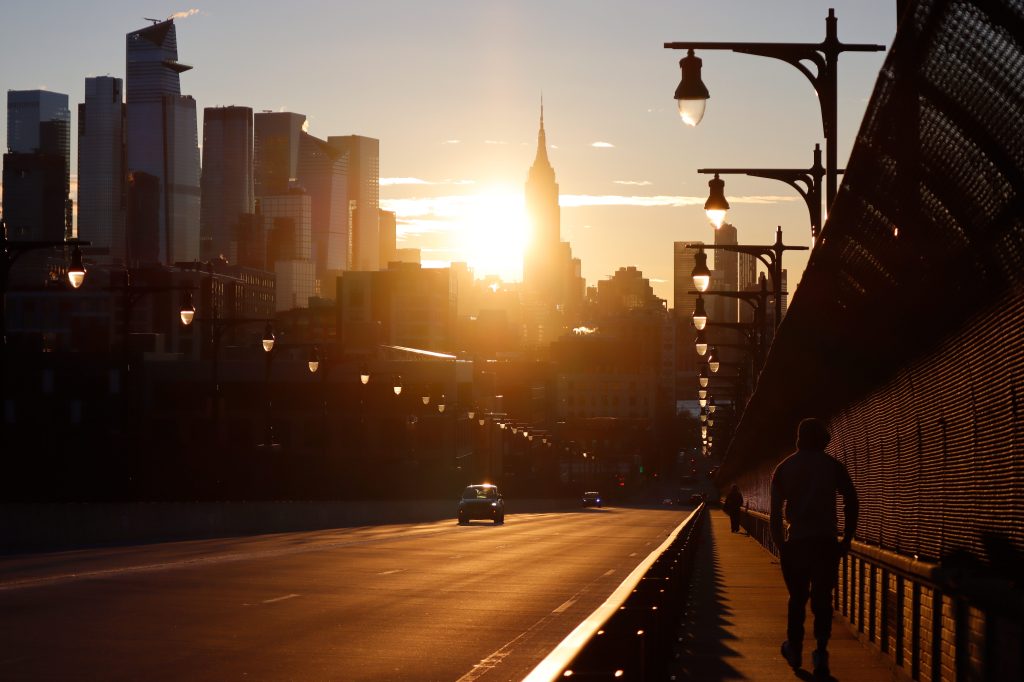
582,491,602,507
458,484,505,525
675,488,701,505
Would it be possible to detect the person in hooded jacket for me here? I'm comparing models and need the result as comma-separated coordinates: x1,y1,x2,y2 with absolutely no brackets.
771,418,859,679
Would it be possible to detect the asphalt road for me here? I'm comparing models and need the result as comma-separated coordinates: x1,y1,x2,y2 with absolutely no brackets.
0,505,690,681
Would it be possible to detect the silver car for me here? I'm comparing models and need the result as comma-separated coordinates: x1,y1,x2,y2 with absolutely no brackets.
457,484,505,525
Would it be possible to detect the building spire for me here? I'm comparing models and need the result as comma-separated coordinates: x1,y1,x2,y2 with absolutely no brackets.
532,96,552,171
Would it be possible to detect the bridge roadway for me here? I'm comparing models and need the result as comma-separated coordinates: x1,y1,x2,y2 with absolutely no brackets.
0,505,687,680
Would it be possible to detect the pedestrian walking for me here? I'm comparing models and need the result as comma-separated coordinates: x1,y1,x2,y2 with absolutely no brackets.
770,417,859,679
723,484,743,533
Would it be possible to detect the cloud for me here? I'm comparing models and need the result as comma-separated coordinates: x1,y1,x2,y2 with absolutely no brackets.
613,180,652,186
560,194,795,208
381,177,476,187
443,139,460,145
170,8,200,20
381,177,434,186
591,141,615,148
484,140,507,145
649,278,668,283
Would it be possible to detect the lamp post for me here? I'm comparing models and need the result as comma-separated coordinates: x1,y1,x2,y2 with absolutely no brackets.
666,8,885,211
691,273,771,368
1,219,90,348
687,226,807,328
187,307,275,438
698,145,834,242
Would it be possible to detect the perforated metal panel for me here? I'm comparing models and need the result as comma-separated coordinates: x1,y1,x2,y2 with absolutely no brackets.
723,0,1024,563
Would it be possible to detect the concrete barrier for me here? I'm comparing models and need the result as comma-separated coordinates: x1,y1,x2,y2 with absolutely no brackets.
1,498,579,553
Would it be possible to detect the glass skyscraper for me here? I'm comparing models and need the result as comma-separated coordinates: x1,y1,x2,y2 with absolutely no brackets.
327,135,379,271
3,89,71,285
78,77,126,261
126,19,200,265
200,106,254,263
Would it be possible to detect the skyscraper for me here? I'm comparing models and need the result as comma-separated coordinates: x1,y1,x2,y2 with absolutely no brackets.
297,132,349,281
200,106,254,262
378,209,397,267
327,135,379,271
78,77,126,261
5,89,72,242
713,223,738,324
673,241,701,321
254,111,305,197
520,105,584,346
125,19,201,265
7,89,71,165
523,105,561,293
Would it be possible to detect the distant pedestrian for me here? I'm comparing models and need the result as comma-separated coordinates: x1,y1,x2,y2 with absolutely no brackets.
723,484,743,533
771,418,858,679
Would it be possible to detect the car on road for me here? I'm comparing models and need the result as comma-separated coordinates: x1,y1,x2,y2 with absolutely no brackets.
581,491,602,507
458,484,504,524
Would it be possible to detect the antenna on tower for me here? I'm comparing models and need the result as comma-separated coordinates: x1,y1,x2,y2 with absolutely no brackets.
144,17,161,24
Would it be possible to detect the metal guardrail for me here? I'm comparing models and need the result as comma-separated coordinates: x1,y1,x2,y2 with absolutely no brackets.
739,507,1024,680
524,504,705,681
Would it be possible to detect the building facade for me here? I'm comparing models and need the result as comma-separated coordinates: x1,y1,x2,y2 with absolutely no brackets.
78,77,126,262
327,135,379,271
520,106,585,347
4,89,72,276
200,106,254,263
125,19,201,265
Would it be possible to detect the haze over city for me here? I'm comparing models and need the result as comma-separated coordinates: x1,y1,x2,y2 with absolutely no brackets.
5,1,1017,680
1,0,895,302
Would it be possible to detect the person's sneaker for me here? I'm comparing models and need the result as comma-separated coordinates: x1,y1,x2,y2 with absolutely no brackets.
780,640,802,669
812,649,830,678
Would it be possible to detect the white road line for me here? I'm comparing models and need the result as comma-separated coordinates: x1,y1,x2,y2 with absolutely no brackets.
602,569,615,577
262,593,300,604
552,598,577,614
377,569,404,575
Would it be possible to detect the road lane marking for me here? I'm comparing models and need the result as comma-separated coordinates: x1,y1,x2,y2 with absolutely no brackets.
377,569,404,575
262,593,300,604
552,598,577,614
602,569,615,577
629,552,638,557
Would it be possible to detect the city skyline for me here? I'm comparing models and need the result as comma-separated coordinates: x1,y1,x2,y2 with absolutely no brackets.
0,1,897,304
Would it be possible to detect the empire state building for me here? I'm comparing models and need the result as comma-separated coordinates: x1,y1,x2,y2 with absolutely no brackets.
522,105,585,347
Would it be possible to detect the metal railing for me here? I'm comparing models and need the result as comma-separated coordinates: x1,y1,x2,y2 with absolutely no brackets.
738,507,1024,680
525,504,705,681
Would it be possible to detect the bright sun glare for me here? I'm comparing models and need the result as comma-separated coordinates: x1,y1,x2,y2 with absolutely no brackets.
452,186,528,282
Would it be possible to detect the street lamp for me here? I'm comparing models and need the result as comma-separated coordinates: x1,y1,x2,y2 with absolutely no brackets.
699,365,710,388
691,248,711,293
67,244,86,289
708,347,721,374
695,330,709,357
360,365,370,386
699,144,831,241
307,346,320,374
262,323,276,353
692,295,708,331
673,49,710,127
703,174,730,229
686,226,807,328
393,375,403,396
1,220,91,348
665,9,886,209
180,290,196,326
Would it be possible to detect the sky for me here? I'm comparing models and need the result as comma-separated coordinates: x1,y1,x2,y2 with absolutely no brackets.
1,1,898,306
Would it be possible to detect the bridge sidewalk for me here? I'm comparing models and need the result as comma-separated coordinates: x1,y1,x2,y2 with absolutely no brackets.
672,510,906,681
